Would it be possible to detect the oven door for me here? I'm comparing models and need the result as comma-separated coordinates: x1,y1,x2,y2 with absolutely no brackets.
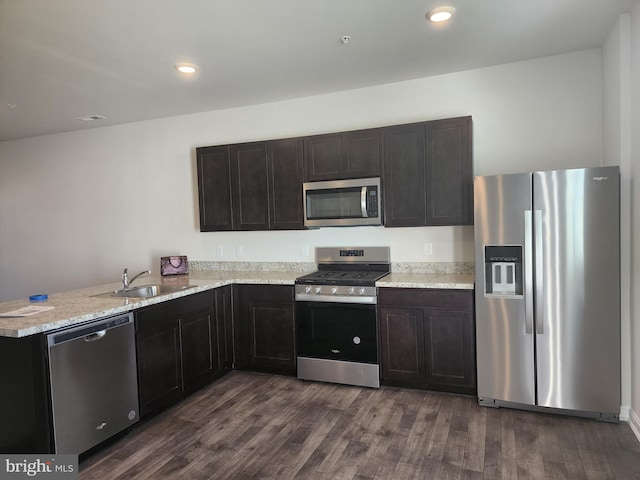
295,301,377,364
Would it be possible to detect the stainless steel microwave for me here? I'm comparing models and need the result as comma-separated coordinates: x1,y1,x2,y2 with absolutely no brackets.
303,177,382,227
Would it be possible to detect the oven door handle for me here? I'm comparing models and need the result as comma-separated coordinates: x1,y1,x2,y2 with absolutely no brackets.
295,294,376,305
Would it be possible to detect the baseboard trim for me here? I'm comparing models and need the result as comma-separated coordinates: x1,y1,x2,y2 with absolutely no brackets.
628,408,640,443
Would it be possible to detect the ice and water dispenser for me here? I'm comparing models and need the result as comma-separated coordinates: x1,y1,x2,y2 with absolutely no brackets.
484,246,523,297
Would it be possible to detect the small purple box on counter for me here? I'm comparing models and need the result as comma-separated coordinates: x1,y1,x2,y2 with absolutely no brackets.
160,256,189,276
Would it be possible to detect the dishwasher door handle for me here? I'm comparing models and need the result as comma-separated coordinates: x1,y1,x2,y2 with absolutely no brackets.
84,330,107,342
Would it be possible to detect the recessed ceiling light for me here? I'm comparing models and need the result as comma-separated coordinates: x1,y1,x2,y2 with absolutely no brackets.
175,63,197,74
427,6,456,23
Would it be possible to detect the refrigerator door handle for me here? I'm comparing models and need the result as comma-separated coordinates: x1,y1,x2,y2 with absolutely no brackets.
524,210,534,334
534,209,544,335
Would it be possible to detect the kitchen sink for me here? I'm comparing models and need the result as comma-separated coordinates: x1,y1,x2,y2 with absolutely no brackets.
113,284,194,298
94,284,195,299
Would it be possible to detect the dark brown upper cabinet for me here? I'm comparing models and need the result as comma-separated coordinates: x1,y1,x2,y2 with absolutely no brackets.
197,116,472,231
197,146,234,231
383,116,473,227
197,139,304,232
229,142,270,230
382,123,426,227
304,128,381,181
267,138,305,230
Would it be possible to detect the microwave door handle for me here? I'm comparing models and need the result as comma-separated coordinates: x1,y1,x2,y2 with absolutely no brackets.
361,187,368,217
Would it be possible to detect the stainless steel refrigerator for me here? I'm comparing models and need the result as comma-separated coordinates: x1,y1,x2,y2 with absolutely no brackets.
474,166,620,420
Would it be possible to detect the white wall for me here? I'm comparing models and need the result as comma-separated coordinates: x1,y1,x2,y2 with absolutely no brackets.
0,49,603,303
604,12,634,425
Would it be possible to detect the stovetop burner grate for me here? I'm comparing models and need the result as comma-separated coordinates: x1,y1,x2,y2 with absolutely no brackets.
295,269,389,286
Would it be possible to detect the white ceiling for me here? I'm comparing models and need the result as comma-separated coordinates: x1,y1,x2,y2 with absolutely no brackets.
0,0,636,142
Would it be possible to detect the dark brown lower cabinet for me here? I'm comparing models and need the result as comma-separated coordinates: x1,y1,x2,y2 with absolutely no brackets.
136,317,182,416
378,288,476,395
0,334,52,453
136,287,232,417
233,284,296,375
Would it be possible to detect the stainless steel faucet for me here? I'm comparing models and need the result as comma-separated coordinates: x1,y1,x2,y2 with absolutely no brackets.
121,268,151,290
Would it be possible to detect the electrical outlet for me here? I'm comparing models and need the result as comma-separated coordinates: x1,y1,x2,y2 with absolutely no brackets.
301,245,309,257
424,243,433,256
236,245,244,257
216,246,224,257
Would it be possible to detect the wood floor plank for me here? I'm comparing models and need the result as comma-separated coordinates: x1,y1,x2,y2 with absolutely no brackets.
78,371,640,480
462,400,486,474
538,414,565,464
500,408,517,461
352,396,399,478
398,392,441,467
481,407,503,479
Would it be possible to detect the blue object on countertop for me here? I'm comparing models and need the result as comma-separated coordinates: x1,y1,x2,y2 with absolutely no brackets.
29,294,48,302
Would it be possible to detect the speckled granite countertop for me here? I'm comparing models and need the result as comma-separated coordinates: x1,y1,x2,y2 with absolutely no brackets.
0,270,305,338
376,272,475,290
0,264,474,338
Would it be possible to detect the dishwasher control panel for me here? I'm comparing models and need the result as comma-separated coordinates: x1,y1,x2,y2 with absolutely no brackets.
47,313,133,346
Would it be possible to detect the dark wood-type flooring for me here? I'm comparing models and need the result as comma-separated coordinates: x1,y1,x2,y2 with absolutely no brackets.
80,371,640,479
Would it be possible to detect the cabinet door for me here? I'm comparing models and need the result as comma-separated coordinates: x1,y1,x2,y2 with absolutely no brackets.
343,129,381,179
379,307,426,385
268,138,305,230
425,116,473,225
230,142,270,230
137,322,182,416
378,288,476,394
382,123,426,226
180,309,213,393
250,300,295,369
304,134,343,181
197,146,233,231
305,130,381,181
423,308,476,394
233,284,296,373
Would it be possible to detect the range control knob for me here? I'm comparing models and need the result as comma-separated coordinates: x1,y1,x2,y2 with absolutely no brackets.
305,286,312,294
314,286,322,294
348,287,355,295
331,287,338,294
359,288,366,295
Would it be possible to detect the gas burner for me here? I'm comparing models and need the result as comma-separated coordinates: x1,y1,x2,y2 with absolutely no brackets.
296,270,388,286
295,247,390,303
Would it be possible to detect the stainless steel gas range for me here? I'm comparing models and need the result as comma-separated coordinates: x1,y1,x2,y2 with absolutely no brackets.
295,246,390,388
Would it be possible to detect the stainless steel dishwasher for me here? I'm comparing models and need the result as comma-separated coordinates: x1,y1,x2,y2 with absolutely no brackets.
47,312,139,454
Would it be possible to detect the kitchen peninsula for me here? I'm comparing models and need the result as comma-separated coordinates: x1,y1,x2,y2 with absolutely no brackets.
0,262,474,455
